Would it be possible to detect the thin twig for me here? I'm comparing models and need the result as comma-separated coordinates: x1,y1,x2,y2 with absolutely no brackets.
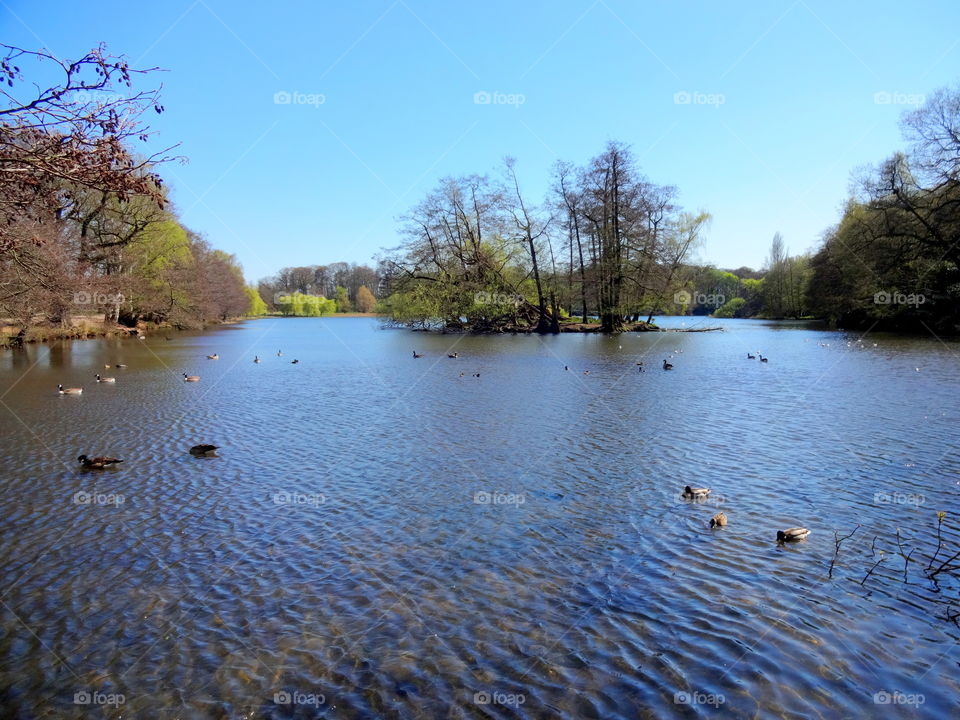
829,524,860,579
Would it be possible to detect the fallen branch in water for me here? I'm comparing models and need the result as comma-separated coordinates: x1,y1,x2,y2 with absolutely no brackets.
829,524,860,579
861,548,885,586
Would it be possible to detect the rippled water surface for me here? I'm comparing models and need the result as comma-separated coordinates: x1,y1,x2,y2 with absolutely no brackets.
1,317,959,718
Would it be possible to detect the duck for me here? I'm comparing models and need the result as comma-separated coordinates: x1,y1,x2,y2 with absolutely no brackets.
683,485,710,499
473,373,480,377
291,359,299,364
115,364,127,368
189,444,218,456
182,373,200,382
777,527,810,542
710,512,728,528
447,352,459,358
95,374,116,383
254,356,261,363
104,364,112,369
277,350,283,357
747,352,756,359
412,351,424,358
759,355,769,363
206,353,219,360
662,359,674,370
58,384,82,395
78,454,122,469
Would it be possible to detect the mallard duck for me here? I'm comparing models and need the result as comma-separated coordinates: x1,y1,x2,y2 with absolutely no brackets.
58,384,82,395
189,444,218,456
291,359,299,364
747,352,756,359
182,373,200,382
95,374,116,383
448,352,458,358
710,512,728,528
413,351,424,358
777,527,810,542
78,454,122,469
683,485,711,499
254,356,261,363
206,354,219,360
662,359,673,370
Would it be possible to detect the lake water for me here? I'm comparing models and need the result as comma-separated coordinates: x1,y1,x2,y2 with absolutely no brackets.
0,317,958,718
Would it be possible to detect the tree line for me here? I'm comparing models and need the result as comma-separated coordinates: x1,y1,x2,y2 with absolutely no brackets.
255,263,379,316
0,44,255,344
379,142,711,333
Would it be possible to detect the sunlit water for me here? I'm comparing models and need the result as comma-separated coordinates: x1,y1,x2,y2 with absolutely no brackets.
0,317,958,718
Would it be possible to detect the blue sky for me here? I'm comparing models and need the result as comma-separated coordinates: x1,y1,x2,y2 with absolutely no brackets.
3,0,958,282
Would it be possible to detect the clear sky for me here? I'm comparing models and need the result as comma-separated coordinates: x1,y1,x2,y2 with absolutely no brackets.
3,0,958,282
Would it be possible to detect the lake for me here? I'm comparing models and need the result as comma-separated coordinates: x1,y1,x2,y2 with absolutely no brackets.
0,317,958,718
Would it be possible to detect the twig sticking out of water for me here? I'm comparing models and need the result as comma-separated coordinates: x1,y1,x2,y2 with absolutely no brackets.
861,548,885,586
896,528,915,583
829,524,861,579
926,511,947,572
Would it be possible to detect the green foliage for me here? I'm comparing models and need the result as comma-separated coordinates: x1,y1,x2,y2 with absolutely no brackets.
276,292,336,317
713,296,747,318
334,285,351,312
245,286,268,316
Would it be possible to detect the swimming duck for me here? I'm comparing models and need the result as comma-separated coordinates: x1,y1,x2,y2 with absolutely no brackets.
95,374,116,383
207,354,219,360
777,527,810,542
189,444,218,456
78,454,122,469
662,359,673,370
115,364,127,368
182,373,200,382
291,359,299,364
710,512,728,528
413,351,424,358
58,384,83,395
747,352,755,359
448,352,459,358
683,485,711,499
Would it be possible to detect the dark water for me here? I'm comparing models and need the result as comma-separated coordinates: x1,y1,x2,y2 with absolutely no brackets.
0,317,958,718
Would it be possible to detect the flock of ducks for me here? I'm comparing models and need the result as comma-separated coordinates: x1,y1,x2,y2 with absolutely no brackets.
61,348,305,468
682,485,810,543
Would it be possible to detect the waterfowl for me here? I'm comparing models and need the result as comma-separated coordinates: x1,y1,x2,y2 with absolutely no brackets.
254,356,261,363
747,352,756,359
189,444,218,456
277,350,283,357
77,454,122,469
710,512,728,528
759,355,769,363
412,351,424,358
95,374,116,383
683,485,711,499
564,365,569,371
448,353,459,358
115,364,127,368
58,384,83,395
137,335,146,340
777,527,810,542
207,354,219,360
662,359,674,370
104,364,112,369
182,373,200,382
291,359,299,364
473,373,480,377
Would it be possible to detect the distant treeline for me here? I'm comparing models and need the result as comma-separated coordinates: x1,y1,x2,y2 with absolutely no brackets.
0,44,257,344
253,263,379,316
